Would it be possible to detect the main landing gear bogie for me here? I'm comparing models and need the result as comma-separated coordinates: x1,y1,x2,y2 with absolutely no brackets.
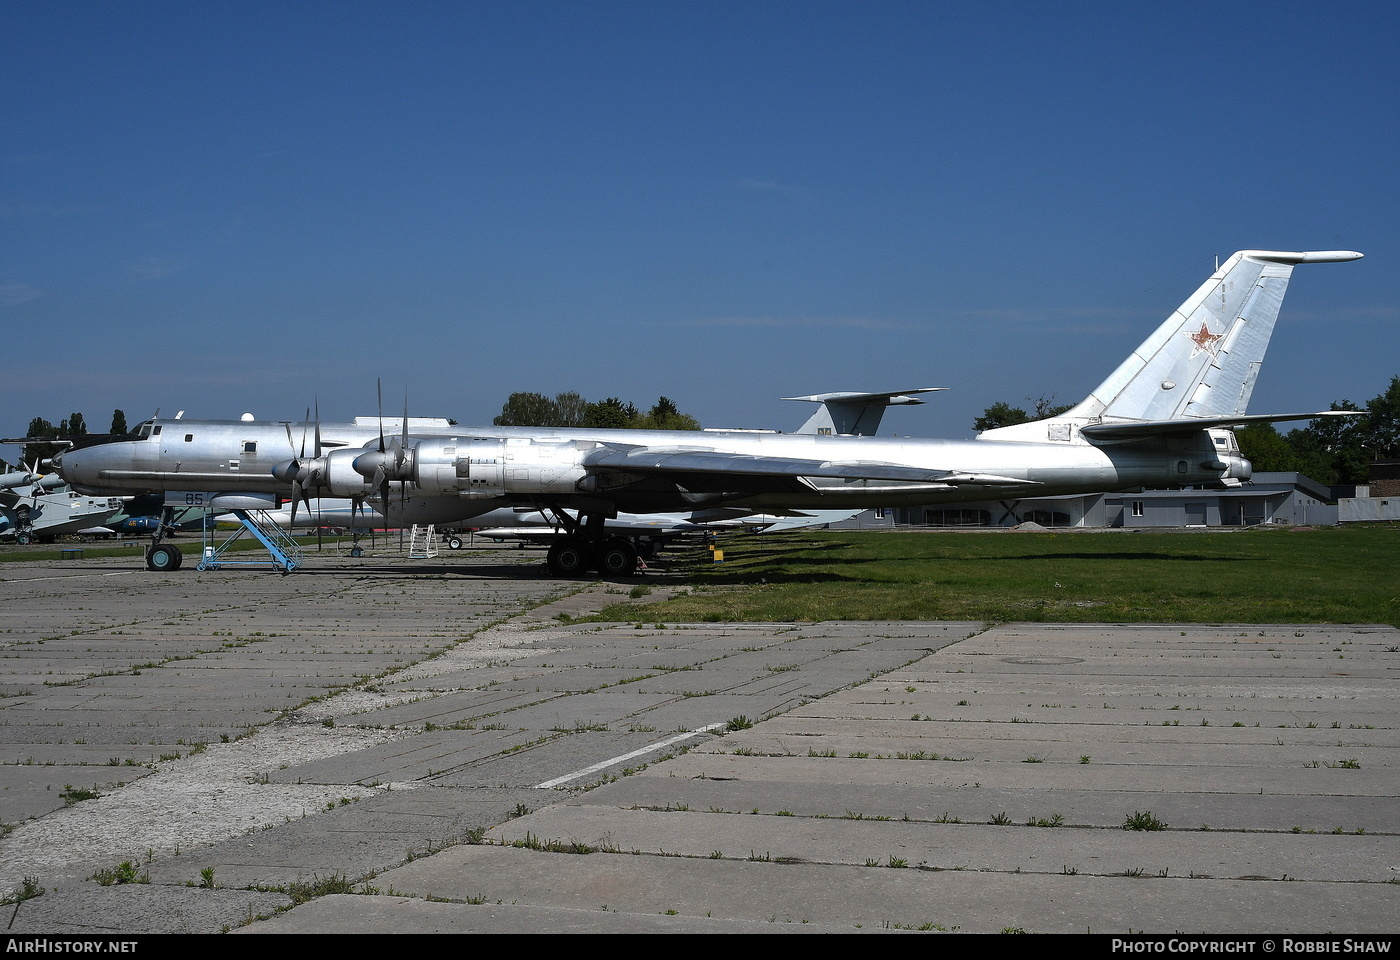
545,536,639,579
597,538,639,578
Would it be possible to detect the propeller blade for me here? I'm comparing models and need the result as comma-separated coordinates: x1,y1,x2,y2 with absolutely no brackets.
376,378,386,454
289,480,304,529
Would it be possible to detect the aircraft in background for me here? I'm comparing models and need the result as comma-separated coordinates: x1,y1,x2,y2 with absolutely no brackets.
53,250,1364,576
782,388,944,437
0,468,123,543
212,498,856,553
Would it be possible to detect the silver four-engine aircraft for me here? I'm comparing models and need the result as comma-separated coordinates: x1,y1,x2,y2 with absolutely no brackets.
53,249,1363,576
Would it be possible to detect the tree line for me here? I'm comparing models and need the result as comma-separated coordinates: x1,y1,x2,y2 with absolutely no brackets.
1234,377,1400,485
11,410,127,466
493,392,700,431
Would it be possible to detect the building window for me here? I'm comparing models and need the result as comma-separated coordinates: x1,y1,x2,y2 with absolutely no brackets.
1131,501,1144,517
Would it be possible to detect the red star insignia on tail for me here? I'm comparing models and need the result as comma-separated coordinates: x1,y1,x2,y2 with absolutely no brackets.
1188,322,1223,357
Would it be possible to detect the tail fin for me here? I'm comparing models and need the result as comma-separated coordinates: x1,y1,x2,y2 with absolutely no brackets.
1074,250,1362,422
981,250,1362,441
785,388,945,436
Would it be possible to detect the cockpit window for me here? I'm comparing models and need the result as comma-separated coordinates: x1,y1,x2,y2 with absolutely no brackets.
137,422,157,440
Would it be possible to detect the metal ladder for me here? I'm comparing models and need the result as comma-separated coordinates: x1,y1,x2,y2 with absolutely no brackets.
407,524,438,559
196,509,305,573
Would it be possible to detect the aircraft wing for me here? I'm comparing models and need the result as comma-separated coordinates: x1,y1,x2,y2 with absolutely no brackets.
581,446,1033,487
1080,410,1362,442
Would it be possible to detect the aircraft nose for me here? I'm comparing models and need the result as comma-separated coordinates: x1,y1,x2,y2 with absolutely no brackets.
51,447,92,485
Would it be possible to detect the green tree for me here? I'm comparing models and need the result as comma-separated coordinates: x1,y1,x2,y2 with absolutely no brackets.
493,392,557,427
974,395,1075,433
1362,376,1400,461
1283,401,1367,485
1031,396,1074,419
58,412,87,436
493,391,700,430
582,397,638,429
21,417,62,466
1235,423,1297,473
110,409,128,435
636,396,701,431
973,402,1031,432
552,391,587,428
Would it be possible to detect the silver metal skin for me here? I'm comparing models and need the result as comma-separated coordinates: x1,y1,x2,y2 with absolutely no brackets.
53,250,1363,535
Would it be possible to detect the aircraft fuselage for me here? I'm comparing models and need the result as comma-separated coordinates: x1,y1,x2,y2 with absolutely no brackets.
54,416,1243,526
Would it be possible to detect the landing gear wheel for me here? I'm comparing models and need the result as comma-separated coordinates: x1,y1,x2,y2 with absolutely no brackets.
446,535,464,550
349,545,364,558
546,538,592,577
597,538,639,578
15,532,32,545
146,543,183,572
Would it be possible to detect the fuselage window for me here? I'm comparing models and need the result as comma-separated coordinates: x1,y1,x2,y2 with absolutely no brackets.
185,434,194,443
243,441,257,455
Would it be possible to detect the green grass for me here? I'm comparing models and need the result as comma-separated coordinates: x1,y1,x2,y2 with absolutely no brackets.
596,526,1400,625
0,534,349,564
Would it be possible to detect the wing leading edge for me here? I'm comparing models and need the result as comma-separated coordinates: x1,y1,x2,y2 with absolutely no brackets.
580,446,1034,487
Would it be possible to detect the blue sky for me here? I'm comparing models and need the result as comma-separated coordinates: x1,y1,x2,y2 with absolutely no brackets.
3,0,1397,453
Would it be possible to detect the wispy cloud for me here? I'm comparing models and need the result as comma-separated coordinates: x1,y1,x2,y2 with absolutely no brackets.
0,283,42,307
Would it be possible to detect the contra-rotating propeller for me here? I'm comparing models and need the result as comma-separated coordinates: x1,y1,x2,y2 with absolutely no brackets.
350,381,417,518
271,401,327,529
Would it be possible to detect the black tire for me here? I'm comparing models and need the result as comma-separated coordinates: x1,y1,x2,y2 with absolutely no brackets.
597,539,639,578
146,543,182,572
349,546,364,558
16,532,32,545
547,538,592,577
446,535,464,550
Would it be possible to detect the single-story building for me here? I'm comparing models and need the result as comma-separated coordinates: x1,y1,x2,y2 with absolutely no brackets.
830,473,1340,530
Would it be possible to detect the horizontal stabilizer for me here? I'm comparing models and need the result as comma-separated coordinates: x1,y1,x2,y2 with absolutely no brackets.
783,388,944,404
1080,409,1362,442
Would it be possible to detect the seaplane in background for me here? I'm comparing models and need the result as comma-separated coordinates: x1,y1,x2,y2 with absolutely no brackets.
0,466,123,543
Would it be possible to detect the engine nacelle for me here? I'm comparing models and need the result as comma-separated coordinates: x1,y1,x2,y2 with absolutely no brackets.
322,448,376,498
408,438,593,499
